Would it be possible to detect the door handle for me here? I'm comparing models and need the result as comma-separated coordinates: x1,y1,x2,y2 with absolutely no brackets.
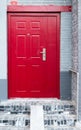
40,48,46,61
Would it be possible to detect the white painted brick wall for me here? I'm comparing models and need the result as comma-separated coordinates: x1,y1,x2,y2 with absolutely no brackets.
61,12,72,71
72,0,78,103
0,1,7,79
71,0,78,117
78,0,81,121
7,0,72,5
72,0,81,120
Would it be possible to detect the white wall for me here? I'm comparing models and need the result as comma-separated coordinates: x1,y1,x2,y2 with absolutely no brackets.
60,12,72,100
0,0,7,79
7,0,72,5
61,12,72,71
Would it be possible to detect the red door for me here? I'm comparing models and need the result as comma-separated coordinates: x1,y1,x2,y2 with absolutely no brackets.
8,13,60,98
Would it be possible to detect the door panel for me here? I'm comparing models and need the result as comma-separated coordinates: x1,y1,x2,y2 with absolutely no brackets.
8,13,60,98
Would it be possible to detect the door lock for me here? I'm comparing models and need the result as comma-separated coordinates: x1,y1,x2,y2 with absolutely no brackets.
40,48,46,61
